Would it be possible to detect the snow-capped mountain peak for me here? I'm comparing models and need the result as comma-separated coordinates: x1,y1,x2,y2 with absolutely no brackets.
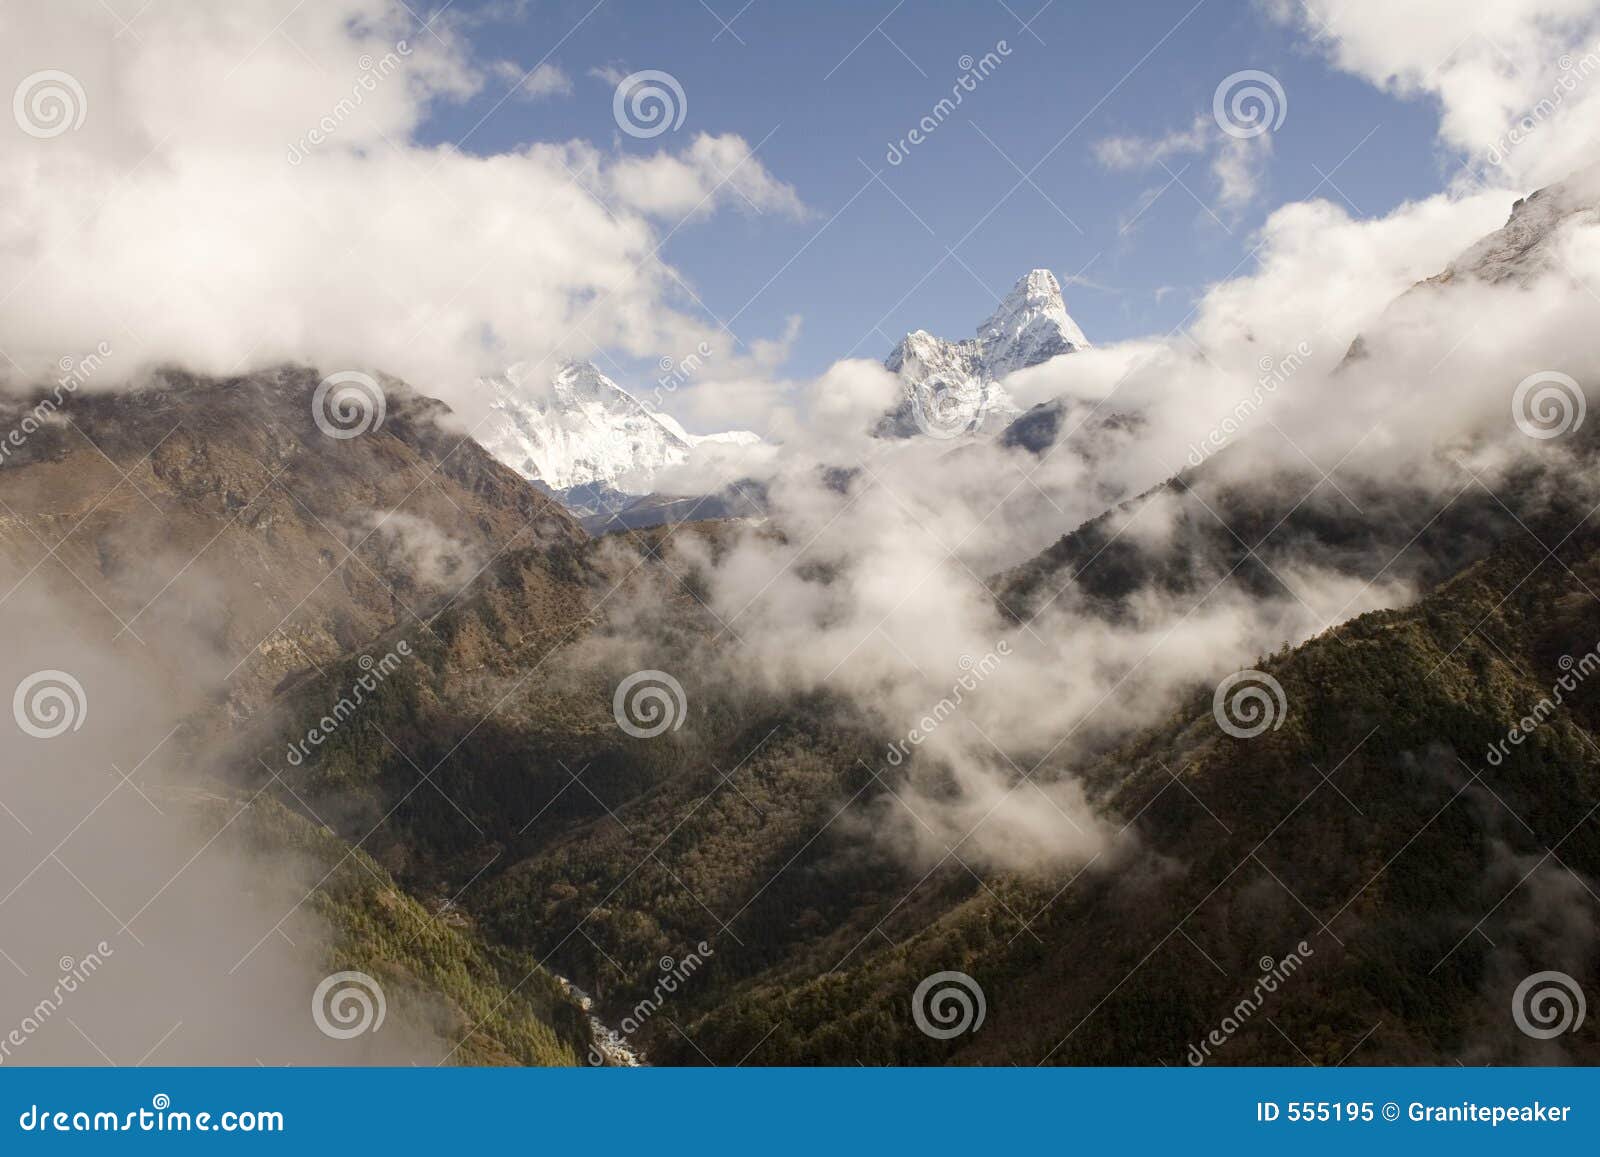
477,359,759,495
546,359,632,403
877,269,1089,438
976,268,1090,378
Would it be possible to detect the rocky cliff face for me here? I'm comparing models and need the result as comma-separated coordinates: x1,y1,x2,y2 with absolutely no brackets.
1436,160,1600,287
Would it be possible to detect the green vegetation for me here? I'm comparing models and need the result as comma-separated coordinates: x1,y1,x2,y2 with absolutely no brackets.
222,391,1600,1067
216,795,588,1066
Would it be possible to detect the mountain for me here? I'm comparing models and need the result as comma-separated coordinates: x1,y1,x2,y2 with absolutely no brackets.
0,364,596,1064
233,173,1599,1068
578,477,769,535
1432,159,1600,288
10,174,1599,1069
668,509,1600,1065
877,269,1090,439
480,272,1090,526
476,360,760,498
604,183,1600,1064
997,164,1600,624
0,365,585,713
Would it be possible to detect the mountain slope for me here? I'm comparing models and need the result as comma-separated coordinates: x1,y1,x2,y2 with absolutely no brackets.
996,167,1600,624
279,470,1600,1066
0,365,585,713
223,795,587,1065
665,504,1600,1065
0,365,597,1064
225,174,1600,1067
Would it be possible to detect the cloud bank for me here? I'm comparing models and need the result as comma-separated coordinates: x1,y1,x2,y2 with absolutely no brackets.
0,0,801,415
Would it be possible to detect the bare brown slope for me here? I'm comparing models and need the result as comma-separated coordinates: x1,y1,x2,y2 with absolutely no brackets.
0,365,586,716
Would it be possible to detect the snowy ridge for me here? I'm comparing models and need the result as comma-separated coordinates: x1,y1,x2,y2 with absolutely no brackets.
879,269,1089,438
1439,161,1600,286
477,360,759,494
978,268,1090,377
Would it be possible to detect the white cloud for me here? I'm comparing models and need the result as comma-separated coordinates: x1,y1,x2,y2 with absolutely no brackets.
1094,114,1213,170
1094,112,1273,215
587,63,629,86
639,165,1600,869
599,132,808,220
492,60,573,99
1285,0,1600,186
1211,134,1271,211
0,1,802,422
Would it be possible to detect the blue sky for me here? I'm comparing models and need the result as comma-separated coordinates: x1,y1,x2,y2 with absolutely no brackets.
421,0,1453,377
